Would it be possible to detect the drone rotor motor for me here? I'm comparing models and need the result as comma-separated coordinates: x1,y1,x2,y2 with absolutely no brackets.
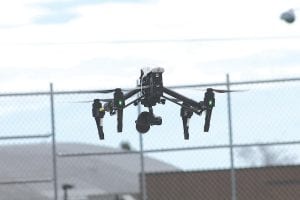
203,88,215,132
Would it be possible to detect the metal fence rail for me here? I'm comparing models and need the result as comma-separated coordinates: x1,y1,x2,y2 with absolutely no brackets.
57,140,300,158
0,134,52,140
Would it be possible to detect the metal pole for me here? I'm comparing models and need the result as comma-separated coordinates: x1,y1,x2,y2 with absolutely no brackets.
50,83,58,200
226,74,237,200
63,189,68,200
137,81,147,200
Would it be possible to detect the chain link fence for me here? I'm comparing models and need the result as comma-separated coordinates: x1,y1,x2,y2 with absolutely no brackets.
0,76,300,200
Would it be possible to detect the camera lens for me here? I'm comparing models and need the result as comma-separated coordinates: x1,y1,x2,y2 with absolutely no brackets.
136,123,150,133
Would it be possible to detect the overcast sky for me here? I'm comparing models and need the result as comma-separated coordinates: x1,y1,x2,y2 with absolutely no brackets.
0,0,300,92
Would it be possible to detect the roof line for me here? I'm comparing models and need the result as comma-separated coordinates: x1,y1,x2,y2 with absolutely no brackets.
145,164,300,176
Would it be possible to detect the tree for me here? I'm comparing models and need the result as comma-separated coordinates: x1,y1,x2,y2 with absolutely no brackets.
238,145,297,167
120,141,132,151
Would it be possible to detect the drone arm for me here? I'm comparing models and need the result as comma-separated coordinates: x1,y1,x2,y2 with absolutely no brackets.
123,88,140,100
163,87,202,110
124,95,144,108
162,95,200,114
103,89,140,113
164,87,215,134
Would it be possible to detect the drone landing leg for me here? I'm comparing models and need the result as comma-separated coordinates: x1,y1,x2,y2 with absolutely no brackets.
180,103,193,140
182,117,189,140
117,109,123,132
94,117,104,140
92,100,105,140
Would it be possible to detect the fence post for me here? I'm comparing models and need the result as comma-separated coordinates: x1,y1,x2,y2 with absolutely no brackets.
50,83,58,200
137,82,147,200
226,74,237,200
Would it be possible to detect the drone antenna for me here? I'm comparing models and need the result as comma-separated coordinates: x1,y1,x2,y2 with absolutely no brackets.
140,69,145,93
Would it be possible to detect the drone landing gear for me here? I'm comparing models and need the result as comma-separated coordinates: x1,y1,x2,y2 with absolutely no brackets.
180,103,193,140
92,99,105,140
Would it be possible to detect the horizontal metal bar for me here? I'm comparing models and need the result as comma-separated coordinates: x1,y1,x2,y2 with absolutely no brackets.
145,140,300,154
58,140,300,158
0,89,139,97
230,77,300,86
0,178,53,185
169,77,300,89
232,140,300,148
57,150,141,157
168,82,228,89
0,77,300,97
0,90,108,97
0,134,52,140
2,35,300,46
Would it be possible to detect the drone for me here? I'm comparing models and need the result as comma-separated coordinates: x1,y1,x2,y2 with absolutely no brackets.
92,67,239,140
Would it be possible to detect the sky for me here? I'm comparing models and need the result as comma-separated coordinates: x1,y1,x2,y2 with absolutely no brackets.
0,0,300,92
1,0,300,170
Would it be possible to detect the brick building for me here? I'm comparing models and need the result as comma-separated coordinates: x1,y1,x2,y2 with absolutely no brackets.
146,165,300,200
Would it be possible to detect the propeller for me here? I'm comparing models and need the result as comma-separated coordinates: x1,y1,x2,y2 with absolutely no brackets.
75,99,112,103
94,85,150,94
59,98,113,104
94,89,118,93
206,88,247,93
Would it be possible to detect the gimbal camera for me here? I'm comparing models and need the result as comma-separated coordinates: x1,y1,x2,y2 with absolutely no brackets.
92,67,237,140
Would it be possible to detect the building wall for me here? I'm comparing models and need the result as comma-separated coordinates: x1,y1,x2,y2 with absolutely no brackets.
146,165,300,200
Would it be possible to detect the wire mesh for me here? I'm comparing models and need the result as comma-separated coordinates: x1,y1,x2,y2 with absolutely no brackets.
0,78,300,200
0,94,53,200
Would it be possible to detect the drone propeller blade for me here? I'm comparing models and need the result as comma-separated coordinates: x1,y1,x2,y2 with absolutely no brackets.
211,88,246,93
94,85,150,93
62,99,113,103
94,98,113,102
73,100,94,103
94,89,117,93
123,85,150,92
204,88,247,93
